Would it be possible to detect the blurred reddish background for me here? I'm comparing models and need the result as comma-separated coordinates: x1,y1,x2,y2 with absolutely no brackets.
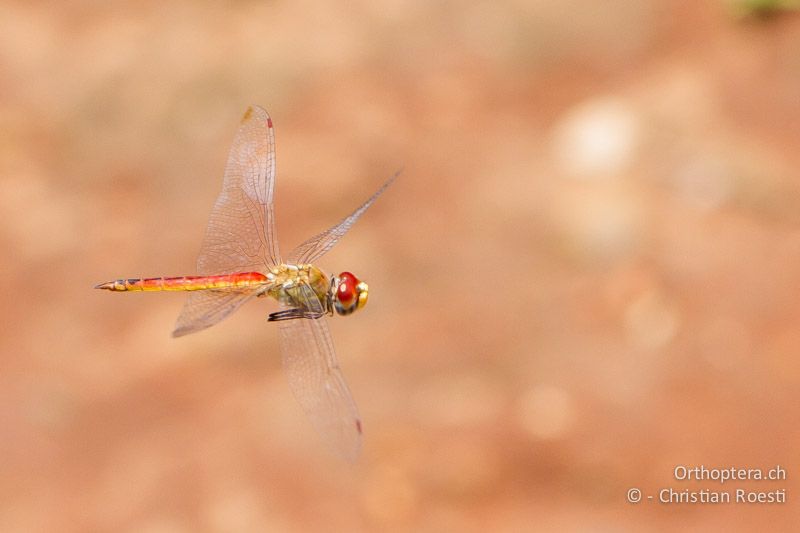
2,1,800,531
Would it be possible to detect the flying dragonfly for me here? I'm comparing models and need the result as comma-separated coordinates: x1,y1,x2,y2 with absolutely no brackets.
96,106,397,461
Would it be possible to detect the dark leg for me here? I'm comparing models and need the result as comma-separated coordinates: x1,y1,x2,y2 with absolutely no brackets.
268,308,325,322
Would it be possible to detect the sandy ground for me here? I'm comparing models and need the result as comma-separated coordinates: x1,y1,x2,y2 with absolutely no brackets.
2,1,800,531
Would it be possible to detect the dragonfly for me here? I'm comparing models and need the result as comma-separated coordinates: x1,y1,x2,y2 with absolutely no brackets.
96,106,397,461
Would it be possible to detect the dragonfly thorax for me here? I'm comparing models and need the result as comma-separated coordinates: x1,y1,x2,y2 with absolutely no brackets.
265,264,330,306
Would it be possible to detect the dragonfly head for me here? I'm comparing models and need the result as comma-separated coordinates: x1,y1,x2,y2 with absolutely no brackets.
332,272,369,316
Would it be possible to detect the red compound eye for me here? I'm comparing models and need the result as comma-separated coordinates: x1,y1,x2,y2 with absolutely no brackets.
337,272,359,305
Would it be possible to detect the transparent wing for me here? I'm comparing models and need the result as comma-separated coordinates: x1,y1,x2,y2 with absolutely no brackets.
173,106,279,336
197,105,280,274
173,290,254,337
277,282,362,461
286,170,399,265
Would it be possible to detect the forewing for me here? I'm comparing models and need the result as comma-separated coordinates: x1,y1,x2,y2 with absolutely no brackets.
287,170,399,265
172,290,254,337
173,106,278,337
277,282,363,461
196,105,280,274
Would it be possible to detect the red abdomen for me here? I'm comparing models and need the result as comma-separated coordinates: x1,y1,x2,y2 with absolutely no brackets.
95,272,268,292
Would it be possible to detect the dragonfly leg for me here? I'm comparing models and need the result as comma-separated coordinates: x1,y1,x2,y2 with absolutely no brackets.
268,308,325,321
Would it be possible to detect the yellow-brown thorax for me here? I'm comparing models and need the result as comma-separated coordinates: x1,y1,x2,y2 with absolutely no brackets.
262,263,331,308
